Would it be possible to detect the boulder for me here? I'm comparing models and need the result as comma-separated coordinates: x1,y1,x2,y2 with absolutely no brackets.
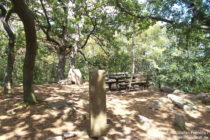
148,100,162,110
174,113,185,130
63,107,76,115
135,114,152,124
148,97,172,110
46,136,62,140
160,86,175,93
63,132,77,138
202,96,210,105
66,100,76,105
167,94,185,109
120,118,130,125
68,68,83,85
167,94,197,110
195,93,207,100
183,105,192,111
58,79,72,85
48,100,71,109
159,97,172,104
173,89,185,94
135,114,153,130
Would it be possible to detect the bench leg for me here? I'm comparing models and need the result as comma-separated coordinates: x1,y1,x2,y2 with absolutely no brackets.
108,84,112,90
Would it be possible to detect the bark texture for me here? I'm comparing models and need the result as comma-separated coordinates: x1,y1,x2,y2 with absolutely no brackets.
3,27,15,94
12,0,38,104
56,50,66,81
0,5,16,94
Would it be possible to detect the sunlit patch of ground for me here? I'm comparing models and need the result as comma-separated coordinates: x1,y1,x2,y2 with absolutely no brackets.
0,83,209,140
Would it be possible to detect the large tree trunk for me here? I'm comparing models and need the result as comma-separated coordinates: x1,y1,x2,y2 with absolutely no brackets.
12,0,38,104
56,50,66,82
0,6,16,94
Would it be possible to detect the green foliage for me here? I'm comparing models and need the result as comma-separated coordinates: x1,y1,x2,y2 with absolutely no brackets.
0,30,7,85
0,0,209,94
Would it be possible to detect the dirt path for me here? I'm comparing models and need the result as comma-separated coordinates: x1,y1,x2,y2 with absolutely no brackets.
0,83,209,140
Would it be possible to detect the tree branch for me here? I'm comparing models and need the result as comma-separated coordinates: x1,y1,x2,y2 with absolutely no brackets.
38,0,61,48
78,50,98,66
80,18,97,49
0,5,15,40
0,4,6,18
5,8,14,23
115,0,210,30
92,35,110,56
115,0,174,24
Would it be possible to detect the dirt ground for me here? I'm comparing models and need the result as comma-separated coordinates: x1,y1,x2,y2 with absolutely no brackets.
0,83,209,140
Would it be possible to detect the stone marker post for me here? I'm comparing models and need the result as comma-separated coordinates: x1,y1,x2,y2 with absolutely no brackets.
89,70,107,137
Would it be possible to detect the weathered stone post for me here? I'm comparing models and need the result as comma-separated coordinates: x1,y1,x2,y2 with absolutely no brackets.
89,70,107,137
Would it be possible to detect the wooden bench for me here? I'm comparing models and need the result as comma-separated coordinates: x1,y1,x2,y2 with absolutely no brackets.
118,74,151,90
105,72,151,90
105,80,116,90
105,72,128,90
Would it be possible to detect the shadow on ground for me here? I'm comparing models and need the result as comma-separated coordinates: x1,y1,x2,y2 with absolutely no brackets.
0,83,209,140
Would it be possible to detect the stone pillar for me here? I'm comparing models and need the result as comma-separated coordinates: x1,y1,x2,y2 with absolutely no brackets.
174,113,185,130
89,70,107,137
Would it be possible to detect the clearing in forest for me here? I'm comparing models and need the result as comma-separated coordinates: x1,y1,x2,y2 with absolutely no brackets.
0,83,209,140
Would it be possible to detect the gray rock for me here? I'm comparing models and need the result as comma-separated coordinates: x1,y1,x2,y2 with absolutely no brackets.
78,114,88,120
160,86,175,93
63,107,76,115
66,100,75,105
48,100,68,109
68,68,83,85
46,136,62,140
58,79,72,85
183,105,192,111
120,118,130,124
148,98,173,110
202,97,210,105
135,114,152,124
174,113,185,130
173,90,185,94
63,132,77,138
159,97,172,104
167,94,197,110
195,93,207,100
167,94,185,109
135,115,153,130
148,100,161,110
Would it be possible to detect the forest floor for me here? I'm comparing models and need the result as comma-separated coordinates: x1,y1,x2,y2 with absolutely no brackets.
0,83,209,140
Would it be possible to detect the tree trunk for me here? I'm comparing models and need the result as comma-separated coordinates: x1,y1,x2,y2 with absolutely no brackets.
69,46,77,69
12,0,38,104
56,50,66,81
3,31,15,94
0,6,16,94
68,45,78,77
131,37,135,74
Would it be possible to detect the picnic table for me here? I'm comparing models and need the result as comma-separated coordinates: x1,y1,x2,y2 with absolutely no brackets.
105,72,151,90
